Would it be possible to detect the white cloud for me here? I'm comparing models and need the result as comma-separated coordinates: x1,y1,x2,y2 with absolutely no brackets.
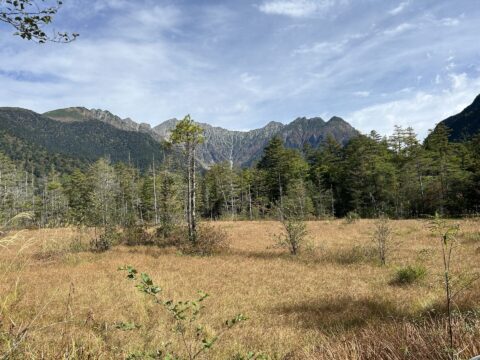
383,23,415,36
293,40,346,55
348,73,480,138
292,32,365,56
449,73,467,90
258,0,347,18
389,1,409,16
93,0,129,11
354,91,370,97
440,17,460,27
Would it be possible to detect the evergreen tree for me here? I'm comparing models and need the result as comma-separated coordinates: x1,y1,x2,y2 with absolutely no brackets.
64,169,91,224
170,115,204,243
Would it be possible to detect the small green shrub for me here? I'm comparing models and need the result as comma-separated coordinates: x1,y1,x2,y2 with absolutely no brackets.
331,245,377,265
68,226,90,253
68,236,88,253
123,224,154,246
390,265,427,286
274,218,309,255
155,225,186,248
156,222,176,240
344,211,360,224
180,224,230,256
90,226,120,252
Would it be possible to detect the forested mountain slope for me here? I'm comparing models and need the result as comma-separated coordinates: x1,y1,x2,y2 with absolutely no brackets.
434,94,480,141
0,107,164,173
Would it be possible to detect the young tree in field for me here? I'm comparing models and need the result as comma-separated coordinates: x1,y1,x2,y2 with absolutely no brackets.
170,115,204,243
275,194,310,255
372,215,393,266
0,0,78,42
428,215,459,359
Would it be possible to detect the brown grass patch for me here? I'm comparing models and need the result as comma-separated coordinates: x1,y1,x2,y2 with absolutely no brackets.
1,220,480,359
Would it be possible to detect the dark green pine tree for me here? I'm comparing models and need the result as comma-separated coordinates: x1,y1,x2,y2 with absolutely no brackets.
64,169,91,225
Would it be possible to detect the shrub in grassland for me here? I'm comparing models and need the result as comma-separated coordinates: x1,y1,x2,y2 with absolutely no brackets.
344,211,360,224
372,215,393,266
123,223,154,246
390,265,427,286
179,223,230,256
329,245,377,265
90,225,121,252
275,218,309,255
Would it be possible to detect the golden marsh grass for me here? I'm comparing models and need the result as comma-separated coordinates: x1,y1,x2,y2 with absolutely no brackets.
1,219,480,359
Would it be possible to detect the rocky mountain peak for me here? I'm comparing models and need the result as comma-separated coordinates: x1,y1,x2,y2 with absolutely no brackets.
42,107,360,167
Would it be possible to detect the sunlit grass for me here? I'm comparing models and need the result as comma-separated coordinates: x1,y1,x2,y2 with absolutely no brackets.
1,219,479,359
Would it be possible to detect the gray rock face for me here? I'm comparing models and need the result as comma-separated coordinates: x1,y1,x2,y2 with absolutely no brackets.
152,116,358,167
44,107,359,168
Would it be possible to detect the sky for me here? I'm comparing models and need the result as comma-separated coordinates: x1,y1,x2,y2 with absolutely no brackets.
1,0,479,138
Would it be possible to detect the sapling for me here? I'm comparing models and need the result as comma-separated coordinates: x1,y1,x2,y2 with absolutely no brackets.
118,266,247,360
276,218,308,255
373,215,393,266
430,214,479,359
274,203,309,256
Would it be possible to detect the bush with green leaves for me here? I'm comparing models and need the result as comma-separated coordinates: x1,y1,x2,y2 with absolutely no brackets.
390,265,427,286
155,225,187,248
179,223,230,256
118,266,246,359
344,211,360,224
275,217,309,256
90,226,120,252
331,245,377,265
123,223,154,246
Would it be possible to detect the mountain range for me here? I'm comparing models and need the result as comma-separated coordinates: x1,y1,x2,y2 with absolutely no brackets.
1,93,479,174
0,106,359,173
44,107,359,167
151,115,357,167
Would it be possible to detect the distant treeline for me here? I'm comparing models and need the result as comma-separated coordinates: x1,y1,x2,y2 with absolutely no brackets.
1,123,479,228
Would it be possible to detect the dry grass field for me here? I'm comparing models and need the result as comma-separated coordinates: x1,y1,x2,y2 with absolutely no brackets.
1,219,480,359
